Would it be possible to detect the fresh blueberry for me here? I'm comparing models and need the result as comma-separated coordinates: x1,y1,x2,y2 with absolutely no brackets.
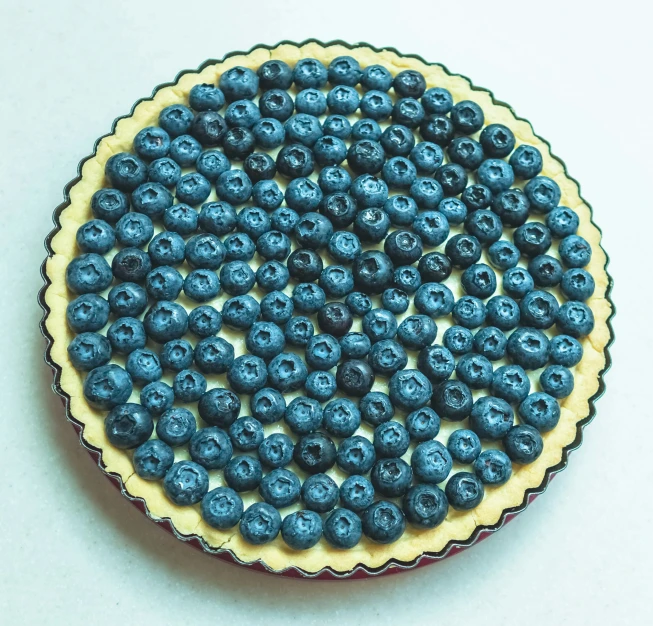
301,473,339,513
256,261,290,292
346,139,385,175
461,263,497,299
143,301,188,343
327,230,362,263
76,219,115,255
360,90,393,120
253,118,286,150
486,295,521,330
524,176,560,213
392,98,425,128
201,487,243,530
462,184,493,212
319,265,355,298
411,440,452,484
381,124,415,157
105,152,147,191
452,296,487,328
322,114,352,139
270,206,299,234
188,305,222,338
286,249,323,282
227,354,268,393
340,476,375,513
383,156,417,189
414,283,455,318
198,387,241,427
450,100,484,134
267,352,308,392
236,206,270,241
403,484,449,529
396,315,437,351
163,461,209,506
477,159,515,194
284,397,323,435
133,439,174,480
473,326,507,361
360,391,394,426
173,369,207,403
239,502,281,544
432,379,473,421
389,369,433,411
327,85,360,115
281,510,323,550
133,126,170,161
258,433,294,469
244,152,276,182
409,142,444,177
448,136,484,170
215,169,252,205
521,390,561,434
405,407,441,442
293,432,337,474
491,364,531,404
189,83,225,112
67,294,110,333
147,232,186,269
126,348,162,384
260,291,293,324
249,387,285,425
91,188,129,223
488,240,520,271
305,370,337,402
340,332,372,360
293,58,327,89
328,55,362,85
323,398,361,438
219,66,258,101
381,288,409,314
189,426,233,469
183,269,220,302
394,69,426,98
384,230,423,266
163,203,198,236
418,252,452,284
474,449,512,485
420,114,455,146
67,332,112,371
351,118,382,141
257,59,293,90
83,364,132,409
255,231,291,262
367,340,407,377
223,232,255,262
362,308,398,343
169,134,202,166
411,178,446,211
337,436,376,475
393,265,422,294
447,429,482,464
317,301,353,337
546,206,579,238
456,353,493,389
284,113,323,147
442,325,474,355
115,212,154,248
371,458,413,497
221,127,256,160
556,301,594,337
507,327,550,369
176,172,211,206
140,381,174,416
292,283,325,315
324,508,362,549
226,99,262,129
107,317,146,355
350,175,389,209
159,104,194,137
514,221,552,257
224,455,263,492
445,234,482,269
345,291,373,317
446,472,485,510
295,211,334,249
66,253,113,295
318,165,352,193
469,395,514,440
421,86,453,114
354,208,391,244
228,416,264,451
520,290,559,329
258,88,294,121
156,407,197,447
559,234,592,268
361,501,405,544
194,336,234,374
509,144,543,179
219,261,255,296
361,63,392,91
550,334,583,367
313,135,347,167
490,188,529,227
374,421,410,459
284,316,315,347
479,123,515,158
503,425,544,464
503,267,535,299
465,210,503,245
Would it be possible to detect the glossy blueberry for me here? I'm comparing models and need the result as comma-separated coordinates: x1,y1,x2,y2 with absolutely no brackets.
91,188,129,223
474,449,512,485
382,232,421,267
157,407,197,447
461,263,497,299
392,69,425,98
465,210,503,246
67,294,110,333
414,283,455,318
389,369,433,411
225,353,268,396
267,352,308,392
346,139,385,175
479,123,515,158
133,126,170,161
248,387,284,425
490,188,528,227
540,364,574,399
360,63,392,91
327,85,360,115
252,117,286,150
503,425,544,464
503,267,535,300
396,315,437,351
290,283,324,316
225,99,261,129
318,165,352,193
115,212,154,248
403,484,448,529
556,301,594,337
353,250,395,295
224,455,263,492
514,222,552,257
418,85,451,114
107,317,146,355
244,152,276,183
509,144,543,179
105,152,147,192
415,255,450,287
221,295,261,331
282,511,323,550
520,290,559,329
163,461,209,506
176,172,211,206
485,296,520,332
221,127,256,160
305,370,338,403
229,416,265,452
133,439,175,480
67,332,111,372
188,305,222,338
419,114,455,147
126,348,162,384
530,258,567,294
319,265,354,298
490,364,531,404
83,364,132,409
340,477,375,514
286,250,322,284
316,302,353,337
223,232,255,262
446,429,481,464
360,391,394,426
189,83,225,112
361,500,405,544
189,426,233,469
434,164,468,198
507,327,550,369
519,391,562,434
449,99,484,133
334,360,374,403
169,134,202,166
201,487,243,530
293,432,337,474
301,473,339,513
322,114,352,139
488,240,520,271
158,104,194,137
173,369,207,403
258,88,294,121
354,208,391,246
361,308,396,343
345,292,372,318
257,59,293,89
442,326,473,356
284,316,314,348
446,472,484,511
235,206,270,242
371,458,413,498
473,327,507,361
550,335,583,367
323,398,361,438
351,118,382,142
524,176,560,214
393,265,422,294
258,433,294,470
198,387,240,428
462,184,493,213
381,124,415,157
239,502,282,545
313,135,348,167
76,220,115,255
219,66,258,101
401,408,439,444
452,296,487,329
215,169,252,205
456,353,493,389
193,336,234,374
445,234,482,270
432,379,473,421
284,397,323,435
66,253,113,295
140,381,174,416
447,136,484,170
393,98,425,128
411,440,452,484
469,395,514,440
546,206,579,238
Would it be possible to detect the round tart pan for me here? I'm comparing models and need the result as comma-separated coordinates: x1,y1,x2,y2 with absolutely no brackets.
38,39,615,580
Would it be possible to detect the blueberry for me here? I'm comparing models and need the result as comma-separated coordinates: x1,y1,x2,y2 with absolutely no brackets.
524,176,561,213
507,327,550,369
360,90,393,120
461,263,497,299
503,425,544,464
374,421,410,459
133,126,171,161
313,135,348,167
293,432,337,474
479,123,515,158
225,99,263,128
253,118,286,150
520,290,559,329
328,55,362,86
133,439,175,480
115,213,154,248
442,325,474,355
418,252,452,284
191,110,229,146
270,206,299,234
222,127,256,160
450,99,484,133
257,261,289,292
91,188,129,223
267,353,308,392
352,251,395,297
169,134,202,166
434,164,468,198
445,234,482,269
282,510,323,550
143,301,188,343
156,407,196,447
389,369,433,411
284,113,323,147
452,295,487,329
393,98,425,128
215,169,252,205
486,295,521,331
367,340,407,377
462,184,493,212
107,317,146,355
417,344,455,384
383,156,417,189
259,291,293,325
381,124,415,157
256,230,291,261
557,301,595,337
126,348,162,384
188,305,222,338
105,152,147,192
189,426,233,469
383,232,422,267
67,332,112,371
258,433,294,469
404,407,440,442
177,172,212,206
519,391,562,432
221,295,260,330
509,144,543,179
228,416,264,452
469,395,514,440
361,63,392,91
284,397,323,435
257,89,294,122
173,369,207,403
465,210,503,245
419,86,452,114
323,398,362,438
163,461,209,506
182,269,220,302
189,83,225,112
420,114,455,146
198,387,241,427
372,458,413,497
258,59,293,90
550,335,583,367
324,508,363,549
488,240,520,271
224,455,262,492
327,85,360,115
491,364,531,404
327,230,362,263
83,364,132,409
360,391,394,426
305,370,337,402
239,502,282,544
473,326,507,361
244,152,277,183
140,381,174,416
560,235,593,270
351,118,383,141
393,69,426,98
382,288,409,314
66,253,113,295
345,291,373,317
301,473,339,513
432,379,473,421
164,203,199,236
219,66,258,101
317,302,354,337
319,265,355,298
76,219,115,255
194,336,234,374
340,476,375,513
474,449,512,485
546,206,579,238
409,142,444,177
250,387,285,425
403,484,449,529
346,139,385,175
292,282,325,315
104,403,153,449
503,267,535,299
322,114,352,139
293,58,327,89
362,500,406,544
456,353,493,389
284,316,315,347
245,321,285,362
414,283,455,318
514,222,552,257
336,436,376,476
394,265,422,293
286,250,322,283
201,487,243,530
447,136,485,170
361,308,397,344
223,233,255,262
447,429,482,464
354,208,391,244
295,211,334,250
227,354,268,393
396,315,437,351
318,165,352,193
476,159,515,194
159,104,194,137
236,206,270,242
147,232,185,269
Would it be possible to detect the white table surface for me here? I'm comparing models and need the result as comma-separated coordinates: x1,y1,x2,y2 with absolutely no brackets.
1,0,651,623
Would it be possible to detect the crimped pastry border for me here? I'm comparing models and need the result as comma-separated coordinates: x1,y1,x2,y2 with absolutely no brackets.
39,40,614,578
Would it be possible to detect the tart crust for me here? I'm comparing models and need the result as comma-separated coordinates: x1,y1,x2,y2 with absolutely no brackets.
41,41,613,575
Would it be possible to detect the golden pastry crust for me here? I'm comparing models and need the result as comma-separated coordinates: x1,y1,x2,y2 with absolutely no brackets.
41,41,613,575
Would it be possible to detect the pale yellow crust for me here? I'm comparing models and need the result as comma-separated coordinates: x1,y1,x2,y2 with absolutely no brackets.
43,42,612,574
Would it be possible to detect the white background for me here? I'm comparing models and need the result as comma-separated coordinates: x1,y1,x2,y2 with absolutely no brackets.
1,0,651,623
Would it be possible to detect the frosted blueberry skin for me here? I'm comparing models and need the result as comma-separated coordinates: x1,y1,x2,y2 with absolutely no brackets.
360,90,393,121
519,392,561,432
222,127,256,160
469,396,514,440
188,305,222,338
91,188,129,223
258,432,293,469
143,301,188,343
270,207,299,236
520,290,559,329
164,203,198,235
397,314,437,351
447,136,484,171
527,254,563,288
405,407,441,442
358,391,393,427
488,240,520,271
324,508,363,549
417,344,455,384
403,484,449,529
115,213,154,248
224,455,263,492
340,476,375,513
201,487,243,530
503,267,535,300
305,371,337,403
414,283,455,318
76,219,115,255
66,294,110,333
276,143,315,179
189,83,225,112
106,317,146,355
462,183,492,212
420,114,455,146
549,335,583,367
140,381,174,417
509,144,543,179
104,403,153,449
133,126,171,161
282,510,323,550
259,291,293,325
491,364,531,405
156,407,197,447
421,86,453,115
284,397,323,436
328,55,362,86
240,502,282,545
465,210,503,246
354,208,391,245
322,115,352,139
66,253,113,295
148,232,186,268
336,436,376,475
461,263,497,299
432,379,473,421
514,221,552,257
435,163,469,198
393,266,422,294
389,369,433,411
184,269,220,303
189,427,233,470
437,197,467,226
159,104,194,137
367,340,407,378
229,416,264,452
450,100,484,134
105,152,148,192
374,422,410,459
259,468,301,508
409,141,444,176
112,247,152,283
252,118,285,150
284,316,314,349
321,195,358,232
447,429,482,464
292,58,327,90
236,206,270,241
524,176,561,213
133,439,175,480
226,354,268,394
556,301,595,338
507,327,550,370
456,353,494,390
503,425,544,464
221,295,260,331
257,59,293,90
293,433,338,474
225,99,261,128
362,500,406,544
126,348,163,384
561,268,595,301
327,86,361,116
445,472,485,511
473,326,508,361
145,266,184,301
223,233,255,263
491,188,530,228
284,114,323,148
371,458,413,497
559,234,592,269
319,265,355,298
300,473,339,513
173,369,207,403
245,322,285,362
198,388,240,428
191,111,229,147
411,440,452,485
445,233,482,269
163,460,209,506
169,134,202,166
474,450,513,485
323,398,362,438
546,206,579,238
452,295,487,329
220,261,255,296
443,326,473,355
